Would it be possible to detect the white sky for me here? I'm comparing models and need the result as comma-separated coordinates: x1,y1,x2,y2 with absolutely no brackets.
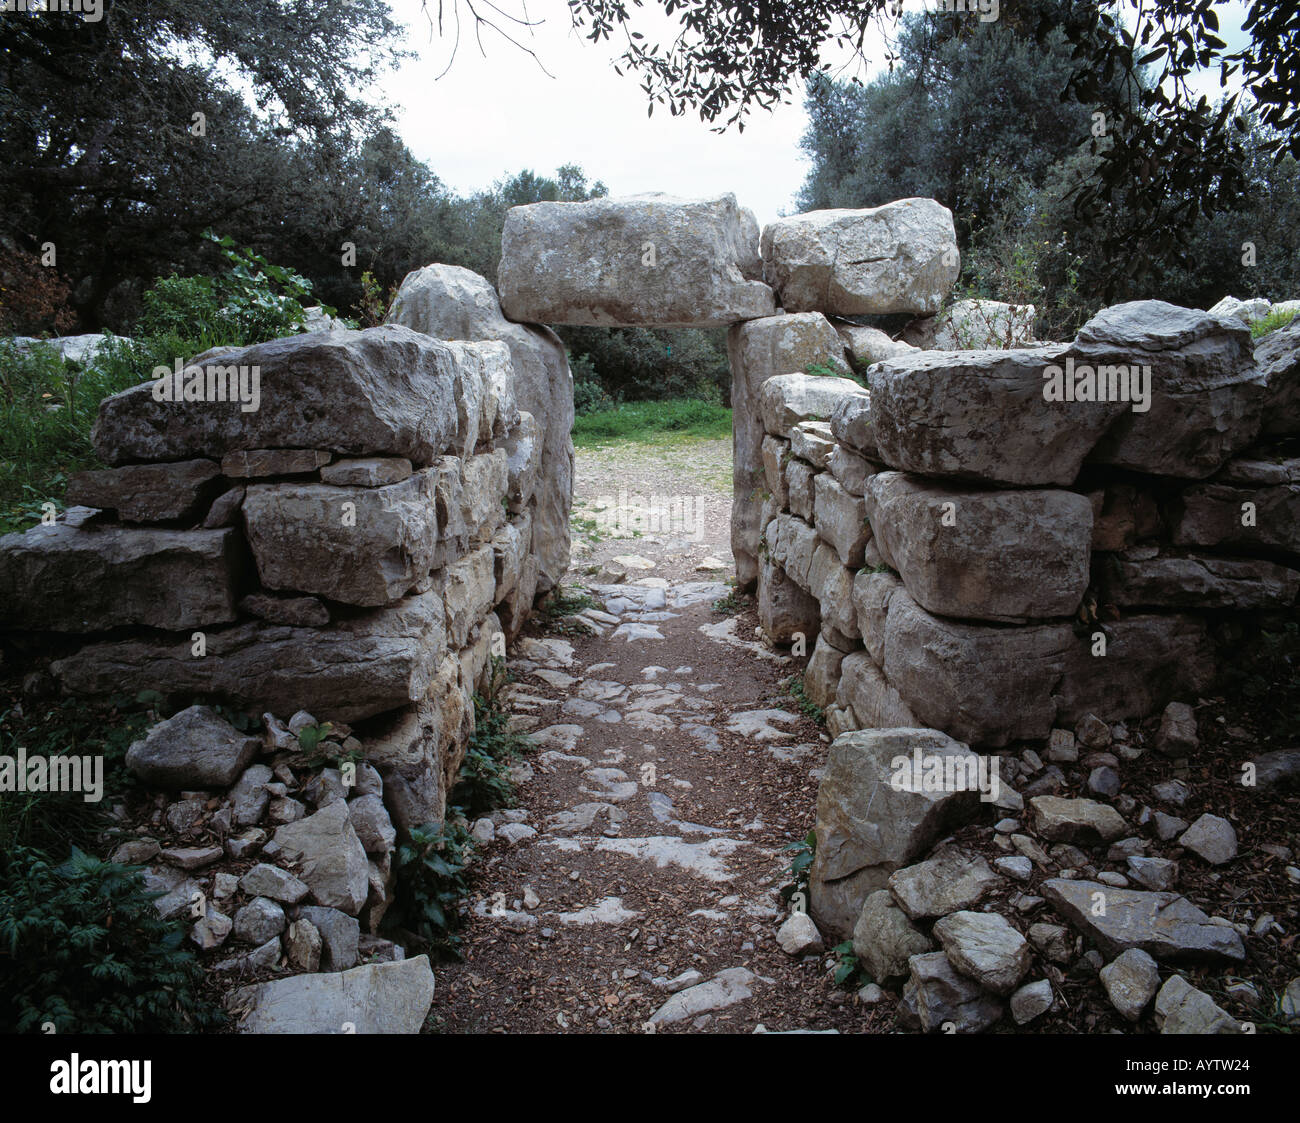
378,0,1252,228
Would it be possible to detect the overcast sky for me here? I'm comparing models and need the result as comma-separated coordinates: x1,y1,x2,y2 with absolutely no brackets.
378,0,1252,228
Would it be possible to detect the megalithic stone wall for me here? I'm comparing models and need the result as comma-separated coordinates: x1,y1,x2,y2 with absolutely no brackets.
0,324,546,841
753,301,1299,940
750,300,1300,759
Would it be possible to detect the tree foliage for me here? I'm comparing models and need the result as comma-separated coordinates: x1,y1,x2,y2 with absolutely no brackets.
797,8,1300,338
0,0,406,326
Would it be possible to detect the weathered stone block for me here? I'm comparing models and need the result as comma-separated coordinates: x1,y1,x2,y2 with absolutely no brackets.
242,472,440,606
500,193,774,327
52,591,447,723
866,472,1092,622
762,199,960,316
0,523,241,632
66,459,221,522
93,326,462,467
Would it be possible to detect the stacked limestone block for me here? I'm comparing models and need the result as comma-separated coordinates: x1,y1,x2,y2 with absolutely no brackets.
116,703,415,970
385,263,572,599
748,301,1300,757
0,324,544,839
731,197,960,587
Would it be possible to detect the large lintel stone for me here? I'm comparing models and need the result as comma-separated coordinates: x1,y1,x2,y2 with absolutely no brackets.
499,193,775,328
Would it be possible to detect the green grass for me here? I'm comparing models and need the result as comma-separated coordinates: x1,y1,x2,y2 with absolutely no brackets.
1251,308,1298,339
571,399,731,448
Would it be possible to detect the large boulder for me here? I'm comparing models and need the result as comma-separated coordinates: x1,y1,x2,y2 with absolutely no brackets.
1071,301,1264,478
865,472,1092,622
761,199,960,316
727,313,848,584
227,955,435,1033
876,588,1215,747
0,523,241,632
492,511,533,603
241,472,441,607
440,339,519,457
809,728,983,940
52,591,447,724
868,345,1125,486
444,544,497,648
93,326,463,468
386,262,573,594
803,635,846,710
498,193,774,327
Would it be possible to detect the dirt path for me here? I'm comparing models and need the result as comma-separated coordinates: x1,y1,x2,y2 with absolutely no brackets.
430,438,873,1033
569,437,733,584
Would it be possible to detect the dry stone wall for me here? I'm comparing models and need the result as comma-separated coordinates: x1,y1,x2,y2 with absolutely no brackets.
1,321,557,837
753,302,1299,754
0,307,577,1029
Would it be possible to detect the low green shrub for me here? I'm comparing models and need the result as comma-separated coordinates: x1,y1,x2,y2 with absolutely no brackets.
0,846,224,1033
450,656,533,818
1251,308,1298,339
386,820,475,960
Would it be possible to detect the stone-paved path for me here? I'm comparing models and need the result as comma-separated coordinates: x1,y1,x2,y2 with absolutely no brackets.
429,442,876,1034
